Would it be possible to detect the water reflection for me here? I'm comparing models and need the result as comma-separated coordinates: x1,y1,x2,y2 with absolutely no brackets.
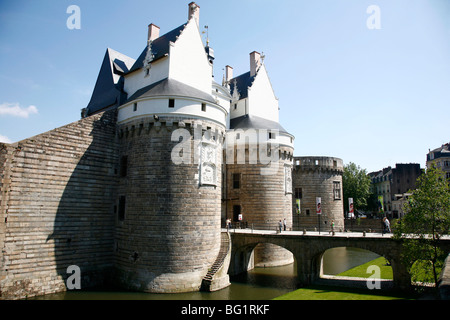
29,247,379,300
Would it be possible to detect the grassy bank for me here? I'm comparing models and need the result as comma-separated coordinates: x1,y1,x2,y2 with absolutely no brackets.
337,256,393,279
274,285,413,300
274,257,417,300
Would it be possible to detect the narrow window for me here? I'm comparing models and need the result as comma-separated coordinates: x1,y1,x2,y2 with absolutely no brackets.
306,209,310,216
133,103,137,112
201,103,206,112
118,196,126,221
233,205,241,222
295,187,302,199
169,99,175,108
333,181,341,200
120,156,128,177
233,173,240,189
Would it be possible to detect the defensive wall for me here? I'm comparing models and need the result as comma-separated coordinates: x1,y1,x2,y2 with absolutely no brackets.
0,110,118,299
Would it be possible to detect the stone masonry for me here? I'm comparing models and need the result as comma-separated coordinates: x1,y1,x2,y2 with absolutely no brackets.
292,156,344,232
113,116,225,293
224,145,294,267
0,110,118,299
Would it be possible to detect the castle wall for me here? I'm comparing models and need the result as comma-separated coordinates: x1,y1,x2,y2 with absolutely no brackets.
114,116,225,293
292,156,344,232
224,146,294,230
0,111,119,300
224,145,294,267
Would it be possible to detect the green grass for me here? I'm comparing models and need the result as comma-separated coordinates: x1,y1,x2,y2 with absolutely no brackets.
337,256,393,279
274,257,417,300
274,285,412,300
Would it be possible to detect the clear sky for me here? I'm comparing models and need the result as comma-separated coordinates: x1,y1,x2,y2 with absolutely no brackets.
1,0,449,173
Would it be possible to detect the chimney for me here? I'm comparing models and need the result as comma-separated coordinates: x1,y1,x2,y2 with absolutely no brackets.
148,23,160,42
188,2,200,26
225,65,233,82
250,51,261,77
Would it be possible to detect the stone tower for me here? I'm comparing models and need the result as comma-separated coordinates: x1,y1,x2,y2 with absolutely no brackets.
292,156,344,232
223,52,295,267
110,3,229,293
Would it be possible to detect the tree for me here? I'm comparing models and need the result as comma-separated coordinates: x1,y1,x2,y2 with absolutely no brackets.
342,162,372,214
394,166,450,288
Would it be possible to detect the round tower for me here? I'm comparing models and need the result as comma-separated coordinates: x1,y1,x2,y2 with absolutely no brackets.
114,82,228,293
224,120,295,267
292,156,344,232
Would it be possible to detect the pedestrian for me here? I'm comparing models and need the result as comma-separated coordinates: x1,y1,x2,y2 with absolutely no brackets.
226,218,232,230
283,218,287,231
382,217,391,234
329,220,335,234
278,220,283,233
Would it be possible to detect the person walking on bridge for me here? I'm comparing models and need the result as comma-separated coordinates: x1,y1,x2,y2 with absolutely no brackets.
382,217,391,234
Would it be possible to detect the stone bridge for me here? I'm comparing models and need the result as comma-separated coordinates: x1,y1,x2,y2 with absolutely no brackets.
227,229,450,291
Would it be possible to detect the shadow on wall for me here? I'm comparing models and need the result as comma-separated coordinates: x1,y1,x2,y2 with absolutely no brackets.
46,111,119,290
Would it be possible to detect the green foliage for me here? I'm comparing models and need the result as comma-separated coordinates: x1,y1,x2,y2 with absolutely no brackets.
342,162,372,212
394,166,450,287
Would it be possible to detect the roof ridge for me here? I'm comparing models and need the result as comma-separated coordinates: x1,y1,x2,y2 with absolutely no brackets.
127,22,188,74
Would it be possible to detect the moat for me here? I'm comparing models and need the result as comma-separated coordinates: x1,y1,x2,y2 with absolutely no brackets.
29,247,380,300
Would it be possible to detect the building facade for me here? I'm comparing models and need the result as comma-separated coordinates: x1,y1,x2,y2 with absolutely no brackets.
427,142,450,180
369,163,422,218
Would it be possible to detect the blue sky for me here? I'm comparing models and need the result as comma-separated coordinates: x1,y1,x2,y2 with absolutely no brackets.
1,0,449,173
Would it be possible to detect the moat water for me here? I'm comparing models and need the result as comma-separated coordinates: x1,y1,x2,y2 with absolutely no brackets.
30,247,380,300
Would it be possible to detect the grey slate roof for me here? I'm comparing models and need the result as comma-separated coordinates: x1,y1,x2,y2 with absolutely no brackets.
125,78,216,104
127,23,187,74
230,114,289,134
86,22,188,116
229,71,255,99
86,48,135,116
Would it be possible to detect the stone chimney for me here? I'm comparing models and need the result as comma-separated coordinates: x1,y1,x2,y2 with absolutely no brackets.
250,51,261,77
148,23,160,42
225,65,233,82
188,2,200,26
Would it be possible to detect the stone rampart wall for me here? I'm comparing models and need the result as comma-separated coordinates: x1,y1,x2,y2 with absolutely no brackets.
0,110,118,299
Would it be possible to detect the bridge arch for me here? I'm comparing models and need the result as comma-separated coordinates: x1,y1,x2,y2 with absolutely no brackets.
319,246,391,277
229,231,415,290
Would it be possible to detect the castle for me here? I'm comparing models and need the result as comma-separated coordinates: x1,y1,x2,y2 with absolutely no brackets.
0,2,343,299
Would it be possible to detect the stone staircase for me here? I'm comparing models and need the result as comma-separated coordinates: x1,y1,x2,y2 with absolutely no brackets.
201,232,231,291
